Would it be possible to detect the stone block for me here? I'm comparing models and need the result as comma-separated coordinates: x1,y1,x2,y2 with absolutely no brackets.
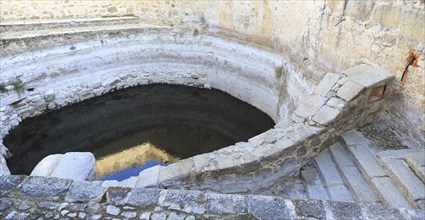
361,204,404,220
329,142,356,167
327,185,354,202
405,152,425,183
293,199,325,220
126,188,160,207
301,166,329,200
343,63,394,89
315,151,345,187
30,154,63,177
205,192,248,215
326,201,363,220
338,166,379,203
312,105,341,125
326,97,346,109
294,95,327,119
314,73,341,97
106,187,131,205
346,144,387,179
370,177,413,209
337,81,365,101
0,176,24,196
371,4,402,28
19,176,72,199
380,158,425,202
400,9,425,43
50,152,95,181
158,189,206,214
247,195,289,220
65,181,105,202
158,159,194,188
341,130,371,147
136,165,160,188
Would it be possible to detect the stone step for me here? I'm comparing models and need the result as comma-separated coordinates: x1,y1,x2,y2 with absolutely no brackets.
0,23,157,40
342,130,387,180
31,152,95,181
300,165,329,200
370,177,414,209
314,150,354,202
379,157,425,209
342,130,414,209
0,16,140,33
405,152,425,183
329,143,380,204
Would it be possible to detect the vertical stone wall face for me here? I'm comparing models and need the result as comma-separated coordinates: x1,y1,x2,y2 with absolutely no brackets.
0,0,135,21
1,0,423,144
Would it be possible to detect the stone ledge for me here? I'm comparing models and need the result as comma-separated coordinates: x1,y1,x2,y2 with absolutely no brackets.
0,175,421,219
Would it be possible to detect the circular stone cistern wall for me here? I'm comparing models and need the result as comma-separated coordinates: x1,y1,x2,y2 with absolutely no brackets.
0,26,391,193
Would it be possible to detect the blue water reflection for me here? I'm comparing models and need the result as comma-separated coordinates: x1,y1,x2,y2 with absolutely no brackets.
100,160,166,181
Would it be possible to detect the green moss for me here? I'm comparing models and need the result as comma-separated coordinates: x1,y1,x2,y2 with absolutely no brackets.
0,79,25,96
11,79,25,95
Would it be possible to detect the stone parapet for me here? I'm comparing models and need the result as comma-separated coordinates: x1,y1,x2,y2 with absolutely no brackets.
0,175,422,220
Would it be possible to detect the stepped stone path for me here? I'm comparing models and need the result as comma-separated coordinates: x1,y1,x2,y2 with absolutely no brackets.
303,129,425,211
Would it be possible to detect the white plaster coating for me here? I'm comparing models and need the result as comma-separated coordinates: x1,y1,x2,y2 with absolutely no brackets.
30,154,63,177
0,27,394,193
50,152,95,181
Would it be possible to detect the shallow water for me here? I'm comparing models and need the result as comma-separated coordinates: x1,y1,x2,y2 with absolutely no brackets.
4,84,275,176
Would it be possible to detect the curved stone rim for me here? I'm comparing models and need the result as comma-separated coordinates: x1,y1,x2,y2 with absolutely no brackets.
0,27,394,194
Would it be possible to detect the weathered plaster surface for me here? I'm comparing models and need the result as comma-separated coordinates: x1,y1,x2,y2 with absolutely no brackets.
1,0,423,145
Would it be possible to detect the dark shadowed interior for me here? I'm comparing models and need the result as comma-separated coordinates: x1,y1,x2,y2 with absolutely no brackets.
4,84,275,175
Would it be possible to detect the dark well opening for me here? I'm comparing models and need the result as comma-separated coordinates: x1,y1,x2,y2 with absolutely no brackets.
4,84,275,176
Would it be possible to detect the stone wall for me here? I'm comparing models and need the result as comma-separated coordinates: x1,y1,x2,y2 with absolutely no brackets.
1,0,423,144
0,0,135,21
2,175,419,220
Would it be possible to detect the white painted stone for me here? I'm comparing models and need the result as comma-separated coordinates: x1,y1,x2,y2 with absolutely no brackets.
326,97,346,109
294,95,328,119
312,105,341,125
136,165,161,188
314,73,341,97
30,154,63,177
0,155,11,176
50,152,95,181
344,63,393,88
337,81,365,101
44,89,55,102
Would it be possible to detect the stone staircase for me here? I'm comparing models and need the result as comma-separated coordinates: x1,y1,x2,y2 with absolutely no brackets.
303,129,425,210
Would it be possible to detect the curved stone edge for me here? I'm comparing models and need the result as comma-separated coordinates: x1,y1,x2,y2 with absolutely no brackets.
0,175,422,220
0,29,300,177
133,61,395,193
0,27,394,192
